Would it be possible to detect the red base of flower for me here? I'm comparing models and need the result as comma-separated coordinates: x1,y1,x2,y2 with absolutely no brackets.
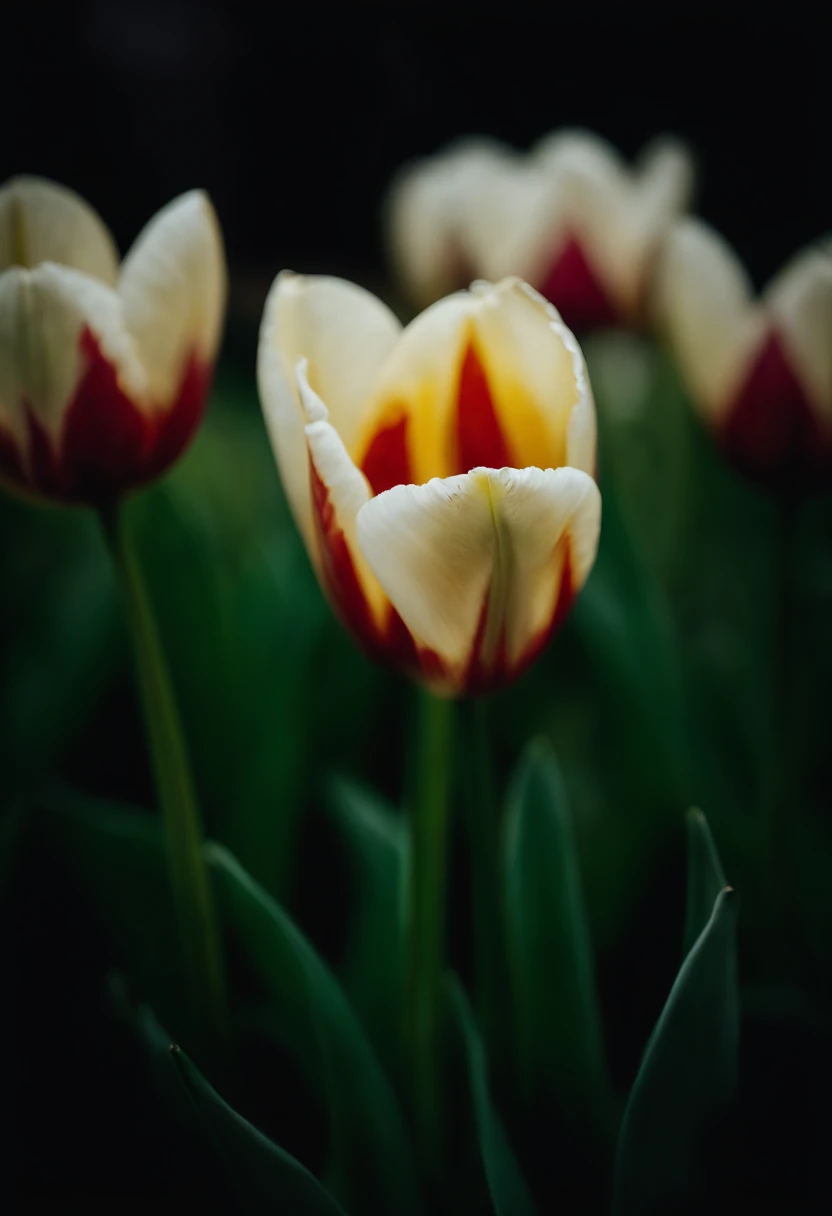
0,326,211,505
722,331,832,492
537,235,621,333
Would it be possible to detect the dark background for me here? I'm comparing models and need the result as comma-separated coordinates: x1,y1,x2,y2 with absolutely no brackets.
3,4,830,1210
4,3,829,313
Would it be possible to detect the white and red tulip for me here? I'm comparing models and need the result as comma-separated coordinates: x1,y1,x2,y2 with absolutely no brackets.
654,218,832,489
258,274,601,697
386,130,693,333
0,177,226,505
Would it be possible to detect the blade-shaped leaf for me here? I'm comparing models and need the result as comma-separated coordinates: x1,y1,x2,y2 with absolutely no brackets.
613,887,739,1216
172,1045,347,1216
504,739,611,1141
326,778,407,1080
451,977,538,1216
684,808,727,956
206,843,418,1216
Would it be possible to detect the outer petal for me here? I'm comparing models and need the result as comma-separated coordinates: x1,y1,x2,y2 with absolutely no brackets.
652,219,765,420
119,190,226,411
295,361,388,633
0,263,166,501
356,464,601,695
0,176,119,283
257,272,401,556
353,277,595,487
764,241,832,425
385,139,516,307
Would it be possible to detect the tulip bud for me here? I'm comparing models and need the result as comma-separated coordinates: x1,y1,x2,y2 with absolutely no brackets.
0,177,226,505
258,274,601,697
386,130,694,334
654,219,832,490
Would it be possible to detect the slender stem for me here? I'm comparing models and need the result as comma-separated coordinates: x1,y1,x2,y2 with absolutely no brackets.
461,699,509,1067
406,686,454,1157
101,501,228,1048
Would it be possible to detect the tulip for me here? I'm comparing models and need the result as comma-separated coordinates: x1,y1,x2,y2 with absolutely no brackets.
0,176,226,505
258,273,601,697
386,130,693,333
654,219,832,488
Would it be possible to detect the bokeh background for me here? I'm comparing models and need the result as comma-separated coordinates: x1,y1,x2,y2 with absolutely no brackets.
3,4,831,1211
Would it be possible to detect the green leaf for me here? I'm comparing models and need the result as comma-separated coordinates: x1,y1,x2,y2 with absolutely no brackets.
683,808,727,956
612,887,739,1216
326,778,407,1080
171,1045,347,1216
206,843,419,1216
450,977,538,1216
504,739,610,1141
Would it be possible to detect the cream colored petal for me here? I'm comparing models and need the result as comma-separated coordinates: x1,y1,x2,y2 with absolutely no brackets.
356,464,600,682
354,277,594,482
385,138,516,307
459,157,556,285
764,240,832,423
257,272,402,557
634,137,695,227
0,263,145,453
652,219,764,420
0,176,119,283
265,272,402,453
119,190,226,411
296,362,387,624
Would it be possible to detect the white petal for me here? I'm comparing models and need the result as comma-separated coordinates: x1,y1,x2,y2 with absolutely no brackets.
0,176,119,283
296,362,387,621
765,241,832,423
356,465,600,678
119,190,226,410
257,272,401,555
652,219,764,419
634,137,695,226
0,263,145,451
385,139,516,306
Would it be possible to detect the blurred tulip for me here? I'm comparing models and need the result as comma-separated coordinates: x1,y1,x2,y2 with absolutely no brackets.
655,219,832,489
0,176,226,505
386,130,693,333
258,274,601,696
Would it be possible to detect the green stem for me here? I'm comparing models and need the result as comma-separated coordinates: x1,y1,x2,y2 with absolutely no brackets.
101,501,228,1048
461,699,509,1066
406,687,454,1157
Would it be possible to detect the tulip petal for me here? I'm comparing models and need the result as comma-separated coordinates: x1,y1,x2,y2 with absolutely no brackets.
386,139,516,307
119,190,226,410
296,361,388,633
0,176,120,284
356,465,600,692
0,264,145,447
765,242,832,424
653,219,764,420
355,278,595,485
258,272,402,555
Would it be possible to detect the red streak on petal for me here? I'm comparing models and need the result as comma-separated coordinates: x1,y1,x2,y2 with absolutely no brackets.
722,330,832,491
455,340,512,474
308,457,379,653
537,235,621,333
361,413,413,496
0,326,211,505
